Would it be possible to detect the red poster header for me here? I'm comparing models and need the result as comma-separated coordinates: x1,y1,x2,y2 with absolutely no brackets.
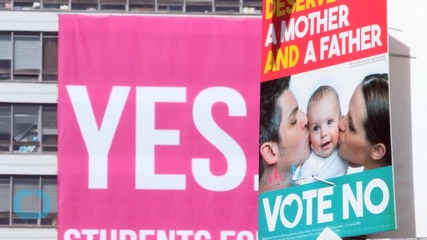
261,0,388,81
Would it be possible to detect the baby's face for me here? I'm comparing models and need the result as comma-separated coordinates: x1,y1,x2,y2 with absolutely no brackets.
307,93,341,158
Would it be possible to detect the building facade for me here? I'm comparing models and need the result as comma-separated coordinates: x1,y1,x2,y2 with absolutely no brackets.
0,2,261,239
2,0,427,239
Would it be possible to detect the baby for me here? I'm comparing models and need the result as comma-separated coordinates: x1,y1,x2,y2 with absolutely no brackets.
294,85,348,185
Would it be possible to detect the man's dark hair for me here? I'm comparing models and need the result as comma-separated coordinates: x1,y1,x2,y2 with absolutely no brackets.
259,76,291,179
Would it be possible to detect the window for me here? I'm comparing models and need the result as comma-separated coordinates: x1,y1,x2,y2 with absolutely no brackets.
12,177,39,225
71,0,98,10
185,0,213,13
242,0,260,14
0,33,11,80
0,177,10,225
13,0,38,10
215,0,240,13
13,105,40,153
42,106,58,152
14,34,41,80
40,177,57,225
129,0,155,12
157,0,183,12
0,32,58,82
100,0,126,11
0,105,11,152
0,175,57,227
42,34,58,81
0,0,12,9
42,0,70,10
0,104,57,153
1,0,262,13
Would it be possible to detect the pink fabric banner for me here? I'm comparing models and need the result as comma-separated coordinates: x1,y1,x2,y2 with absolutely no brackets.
58,15,260,240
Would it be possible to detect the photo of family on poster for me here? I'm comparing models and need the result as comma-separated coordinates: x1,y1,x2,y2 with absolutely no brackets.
259,53,391,193
258,53,395,239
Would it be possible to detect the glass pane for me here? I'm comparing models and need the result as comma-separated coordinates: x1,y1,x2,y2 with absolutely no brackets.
71,0,98,10
42,105,57,152
41,177,57,226
0,1,12,9
0,33,11,80
185,0,212,12
12,177,39,225
43,0,70,10
215,0,239,13
100,0,126,11
0,177,10,225
13,105,40,153
42,35,58,81
158,0,183,11
129,0,154,12
242,0,260,14
13,0,38,10
0,104,11,152
13,35,41,80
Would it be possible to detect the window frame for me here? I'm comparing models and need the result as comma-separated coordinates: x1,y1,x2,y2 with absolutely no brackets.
0,32,58,82
0,103,58,154
0,175,57,227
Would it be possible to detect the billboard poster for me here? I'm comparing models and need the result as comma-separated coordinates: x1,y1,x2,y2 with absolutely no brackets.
259,0,396,239
58,15,260,240
261,0,388,82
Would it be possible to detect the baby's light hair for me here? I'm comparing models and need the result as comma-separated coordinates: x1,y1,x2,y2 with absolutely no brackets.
308,85,341,116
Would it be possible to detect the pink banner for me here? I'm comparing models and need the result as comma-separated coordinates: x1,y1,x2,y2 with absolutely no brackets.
58,15,260,240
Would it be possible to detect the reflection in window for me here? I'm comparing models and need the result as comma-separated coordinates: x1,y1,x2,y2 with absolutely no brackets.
0,104,57,153
13,105,40,153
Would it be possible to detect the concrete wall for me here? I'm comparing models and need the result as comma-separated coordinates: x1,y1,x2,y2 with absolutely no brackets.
386,0,427,238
